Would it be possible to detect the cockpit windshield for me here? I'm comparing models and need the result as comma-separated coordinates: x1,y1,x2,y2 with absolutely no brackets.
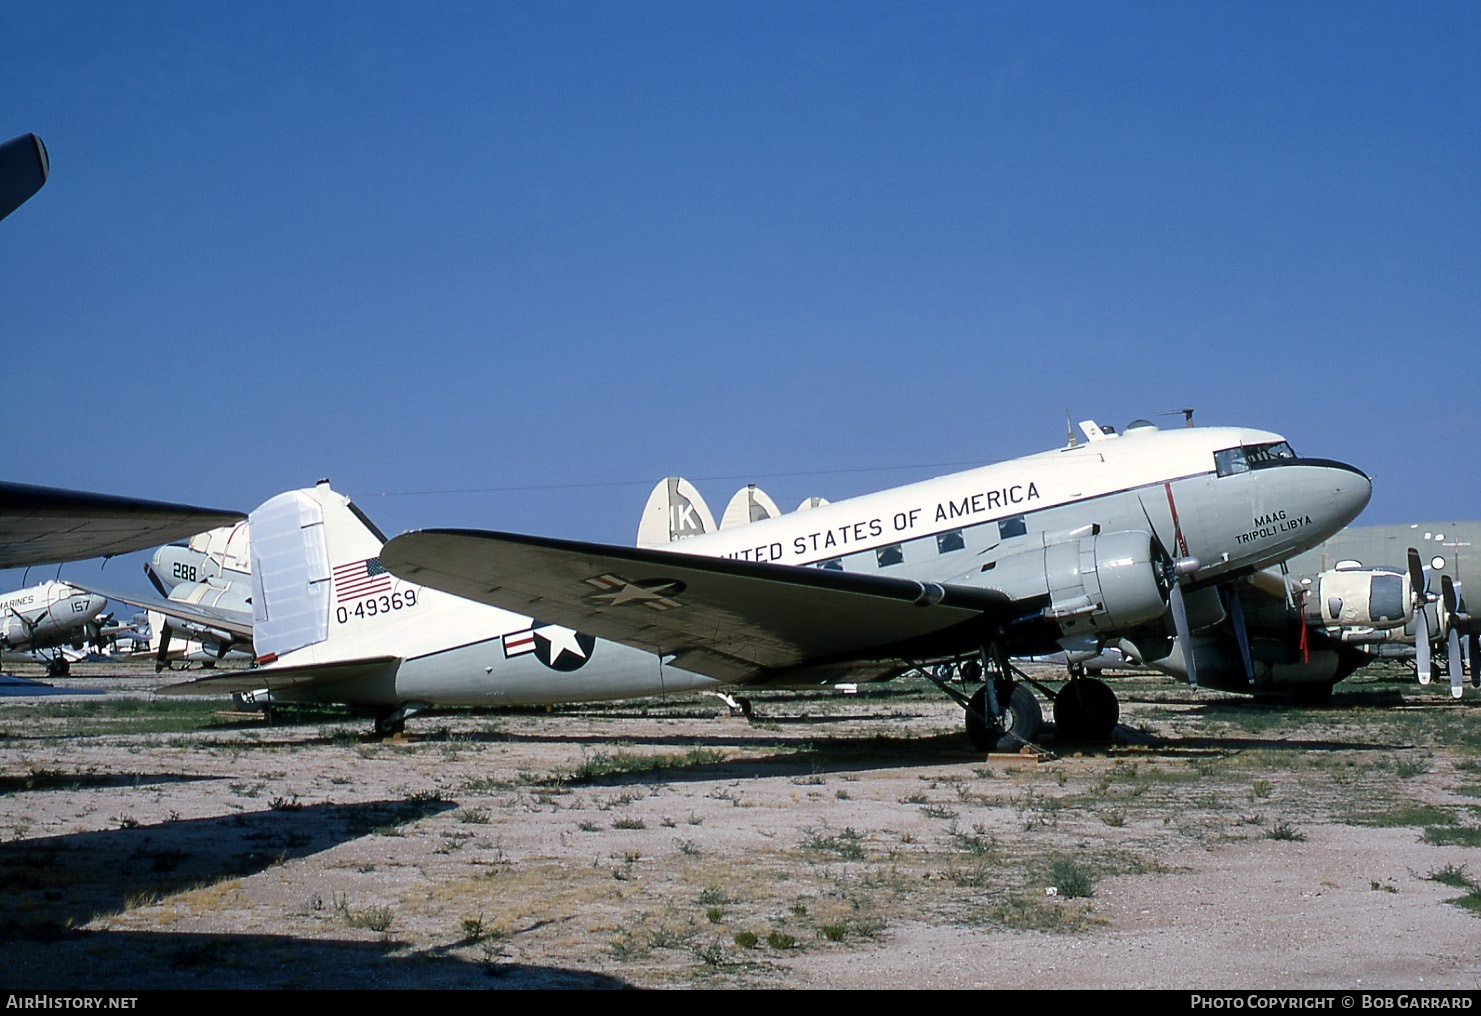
1214,441,1298,477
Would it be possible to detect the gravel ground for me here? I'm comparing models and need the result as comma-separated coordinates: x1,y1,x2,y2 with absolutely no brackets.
2,659,1479,990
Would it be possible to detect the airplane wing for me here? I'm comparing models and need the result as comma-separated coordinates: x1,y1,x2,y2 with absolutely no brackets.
0,481,244,569
70,584,254,640
0,132,48,222
381,529,1027,684
155,656,400,697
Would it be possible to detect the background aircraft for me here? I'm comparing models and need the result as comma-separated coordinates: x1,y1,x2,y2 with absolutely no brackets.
76,523,255,670
0,580,109,676
382,419,1371,749
1287,521,1481,695
1129,520,1481,701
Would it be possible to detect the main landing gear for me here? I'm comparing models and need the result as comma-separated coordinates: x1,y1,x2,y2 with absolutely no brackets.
926,650,1122,751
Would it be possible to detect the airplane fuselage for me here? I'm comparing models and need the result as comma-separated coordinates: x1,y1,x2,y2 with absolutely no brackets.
659,424,1370,658
0,581,108,652
1287,521,1481,592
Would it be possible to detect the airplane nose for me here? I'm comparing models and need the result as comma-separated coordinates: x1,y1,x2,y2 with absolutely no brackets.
1324,460,1372,529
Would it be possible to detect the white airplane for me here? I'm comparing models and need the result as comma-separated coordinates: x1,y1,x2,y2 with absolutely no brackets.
1,580,110,676
371,418,1371,748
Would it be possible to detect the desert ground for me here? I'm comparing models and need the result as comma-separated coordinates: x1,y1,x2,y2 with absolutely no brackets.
2,657,1479,990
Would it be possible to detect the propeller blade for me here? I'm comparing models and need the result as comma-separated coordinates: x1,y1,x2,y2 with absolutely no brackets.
1470,631,1481,689
154,623,173,673
1415,606,1431,685
1407,547,1428,598
1407,548,1432,686
1168,579,1198,690
1223,584,1255,685
1447,627,1464,698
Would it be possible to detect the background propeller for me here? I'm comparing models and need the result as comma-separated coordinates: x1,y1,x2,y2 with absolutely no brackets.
1407,548,1432,685
1439,575,1465,698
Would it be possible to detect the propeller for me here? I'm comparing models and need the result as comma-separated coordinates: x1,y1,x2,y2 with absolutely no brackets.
1136,491,1203,688
1407,548,1432,685
1165,555,1202,689
1440,575,1464,698
1451,580,1475,693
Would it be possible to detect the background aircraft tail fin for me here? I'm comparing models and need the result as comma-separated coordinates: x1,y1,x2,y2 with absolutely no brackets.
720,484,780,529
636,476,716,547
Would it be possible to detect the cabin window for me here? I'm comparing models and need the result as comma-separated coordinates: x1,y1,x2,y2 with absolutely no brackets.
998,515,1027,539
816,558,843,571
876,544,904,568
936,530,965,554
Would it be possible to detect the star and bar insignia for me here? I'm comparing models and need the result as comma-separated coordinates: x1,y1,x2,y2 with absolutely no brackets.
581,573,686,610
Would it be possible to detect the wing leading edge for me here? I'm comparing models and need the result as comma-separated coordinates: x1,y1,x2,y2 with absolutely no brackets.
381,529,1027,685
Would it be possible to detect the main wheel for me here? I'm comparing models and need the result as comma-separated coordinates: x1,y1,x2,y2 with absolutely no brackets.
965,681,1043,752
1053,678,1119,742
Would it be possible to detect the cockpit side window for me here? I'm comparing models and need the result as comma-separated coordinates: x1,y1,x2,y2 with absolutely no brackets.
1214,447,1248,477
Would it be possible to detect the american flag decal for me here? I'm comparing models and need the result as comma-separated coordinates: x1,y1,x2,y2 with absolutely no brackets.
333,557,393,602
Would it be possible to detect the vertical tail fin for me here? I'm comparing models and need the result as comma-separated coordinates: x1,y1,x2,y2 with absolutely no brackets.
720,484,781,529
249,485,333,661
636,477,716,547
250,480,432,666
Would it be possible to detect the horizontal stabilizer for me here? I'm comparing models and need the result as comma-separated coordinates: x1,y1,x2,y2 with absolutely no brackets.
74,583,254,639
155,655,401,696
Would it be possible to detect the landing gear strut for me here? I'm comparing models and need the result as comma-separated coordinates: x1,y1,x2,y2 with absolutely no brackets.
965,680,1042,752
924,645,1045,753
373,701,428,737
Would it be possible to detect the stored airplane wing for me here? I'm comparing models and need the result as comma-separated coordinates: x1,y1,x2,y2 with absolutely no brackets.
380,529,1023,685
0,132,48,223
0,481,244,569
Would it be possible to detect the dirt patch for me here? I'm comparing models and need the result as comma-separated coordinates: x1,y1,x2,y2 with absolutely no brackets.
2,661,1479,989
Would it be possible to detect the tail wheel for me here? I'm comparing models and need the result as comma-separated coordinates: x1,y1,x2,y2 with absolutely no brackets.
965,681,1042,752
1053,678,1119,742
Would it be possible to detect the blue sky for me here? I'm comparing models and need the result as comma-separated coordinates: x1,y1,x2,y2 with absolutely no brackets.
2,2,1477,598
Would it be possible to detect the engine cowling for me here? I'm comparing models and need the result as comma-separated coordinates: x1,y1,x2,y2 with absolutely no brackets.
973,529,1166,636
1302,566,1411,630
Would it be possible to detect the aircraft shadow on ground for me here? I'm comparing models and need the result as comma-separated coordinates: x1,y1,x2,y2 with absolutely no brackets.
0,771,216,795
5,928,632,989
0,798,456,937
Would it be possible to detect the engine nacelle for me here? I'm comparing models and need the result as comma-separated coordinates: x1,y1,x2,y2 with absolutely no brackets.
1302,566,1410,630
975,529,1166,636
1121,632,1368,698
